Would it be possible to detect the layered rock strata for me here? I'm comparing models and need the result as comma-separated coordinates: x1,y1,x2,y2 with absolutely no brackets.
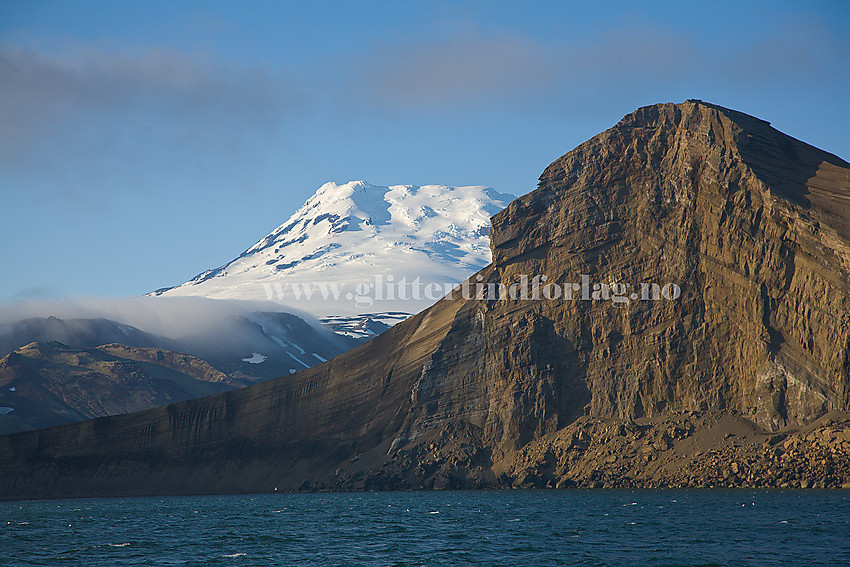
1,100,848,499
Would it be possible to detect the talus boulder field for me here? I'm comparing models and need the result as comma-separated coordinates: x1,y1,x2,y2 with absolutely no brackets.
1,100,849,499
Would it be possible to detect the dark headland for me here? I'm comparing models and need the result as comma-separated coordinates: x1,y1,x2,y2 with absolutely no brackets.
2,100,850,499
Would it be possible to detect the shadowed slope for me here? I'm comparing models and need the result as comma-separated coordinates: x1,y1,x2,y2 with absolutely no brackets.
0,341,242,434
0,296,464,498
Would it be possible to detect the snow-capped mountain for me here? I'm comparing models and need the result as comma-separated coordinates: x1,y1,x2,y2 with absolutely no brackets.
152,181,515,317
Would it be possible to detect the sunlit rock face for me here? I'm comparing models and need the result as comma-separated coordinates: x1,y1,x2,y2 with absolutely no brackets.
1,101,849,499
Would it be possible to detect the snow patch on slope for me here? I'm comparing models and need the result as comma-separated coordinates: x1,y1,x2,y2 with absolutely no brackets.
241,352,267,364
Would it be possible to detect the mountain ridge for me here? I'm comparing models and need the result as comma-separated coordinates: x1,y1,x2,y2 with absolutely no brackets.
1,100,849,499
0,312,361,433
0,340,242,435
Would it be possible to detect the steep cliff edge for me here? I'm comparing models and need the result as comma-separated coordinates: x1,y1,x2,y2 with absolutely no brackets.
1,100,848,499
488,100,850,432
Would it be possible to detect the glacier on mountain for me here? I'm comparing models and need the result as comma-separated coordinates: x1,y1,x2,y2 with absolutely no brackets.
153,181,515,316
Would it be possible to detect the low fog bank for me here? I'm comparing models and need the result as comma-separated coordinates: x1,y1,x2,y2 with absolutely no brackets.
0,296,325,340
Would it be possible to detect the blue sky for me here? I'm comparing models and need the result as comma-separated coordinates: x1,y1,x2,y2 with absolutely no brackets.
1,0,848,302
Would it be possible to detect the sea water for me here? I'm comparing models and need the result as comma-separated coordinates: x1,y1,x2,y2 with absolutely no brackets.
2,490,848,566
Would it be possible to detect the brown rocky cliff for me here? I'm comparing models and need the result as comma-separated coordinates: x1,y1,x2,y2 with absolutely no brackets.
1,100,848,499
389,100,850,469
489,100,850,432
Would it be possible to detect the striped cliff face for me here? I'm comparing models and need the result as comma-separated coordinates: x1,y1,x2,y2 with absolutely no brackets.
2,100,849,499
488,100,850,431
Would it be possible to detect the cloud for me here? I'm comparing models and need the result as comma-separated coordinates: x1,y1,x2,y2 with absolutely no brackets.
2,20,844,196
0,296,318,340
360,33,554,107
0,296,356,362
10,287,59,302
350,27,700,110
0,43,301,176
349,20,845,111
723,24,839,83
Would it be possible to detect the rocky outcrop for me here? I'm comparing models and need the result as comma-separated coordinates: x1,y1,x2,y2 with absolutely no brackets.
1,100,848,499
0,341,247,434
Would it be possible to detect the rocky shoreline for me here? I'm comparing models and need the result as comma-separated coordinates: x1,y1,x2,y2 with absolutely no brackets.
316,411,850,492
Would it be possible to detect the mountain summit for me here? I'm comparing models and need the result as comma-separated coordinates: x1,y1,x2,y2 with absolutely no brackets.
3,101,849,498
153,181,516,316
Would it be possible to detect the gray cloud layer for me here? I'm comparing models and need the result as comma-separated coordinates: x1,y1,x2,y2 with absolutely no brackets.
361,33,554,106
0,44,300,174
0,296,317,339
355,22,840,110
1,20,845,189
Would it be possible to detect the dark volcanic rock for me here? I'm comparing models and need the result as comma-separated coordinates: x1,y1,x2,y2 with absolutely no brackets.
1,100,849,499
0,342,244,434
